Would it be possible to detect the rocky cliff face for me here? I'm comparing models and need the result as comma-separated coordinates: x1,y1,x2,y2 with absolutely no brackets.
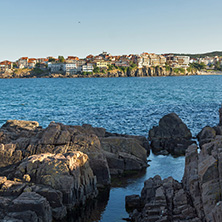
126,107,222,222
0,120,149,221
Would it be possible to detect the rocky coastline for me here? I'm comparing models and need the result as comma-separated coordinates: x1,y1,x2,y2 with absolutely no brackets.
0,66,198,79
0,108,222,221
0,120,149,221
126,107,222,222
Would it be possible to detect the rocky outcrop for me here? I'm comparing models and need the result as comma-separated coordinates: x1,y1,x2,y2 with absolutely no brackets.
0,119,149,221
126,176,200,222
197,106,222,147
126,108,222,222
149,113,194,156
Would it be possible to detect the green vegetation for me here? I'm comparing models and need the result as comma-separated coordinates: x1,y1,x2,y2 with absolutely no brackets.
13,64,17,69
173,67,185,74
215,61,222,71
165,65,171,71
93,66,100,73
82,71,92,75
189,62,206,71
107,64,116,71
58,56,65,63
48,58,55,62
33,68,44,74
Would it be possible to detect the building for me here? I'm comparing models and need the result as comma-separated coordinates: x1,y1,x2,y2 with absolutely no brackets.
96,61,108,69
63,63,78,74
28,58,37,68
48,63,63,72
114,61,130,67
0,60,13,72
166,55,190,68
18,57,28,68
82,63,93,72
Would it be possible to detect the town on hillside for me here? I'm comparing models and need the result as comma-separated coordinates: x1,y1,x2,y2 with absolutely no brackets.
0,52,222,76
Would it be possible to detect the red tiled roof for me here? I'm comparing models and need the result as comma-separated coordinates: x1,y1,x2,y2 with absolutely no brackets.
21,57,28,60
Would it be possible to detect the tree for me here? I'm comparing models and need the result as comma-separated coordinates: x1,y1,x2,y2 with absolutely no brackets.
215,61,221,71
58,56,65,63
48,58,55,62
93,66,100,73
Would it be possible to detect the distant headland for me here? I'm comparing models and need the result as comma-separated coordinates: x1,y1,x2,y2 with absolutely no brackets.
1,51,222,78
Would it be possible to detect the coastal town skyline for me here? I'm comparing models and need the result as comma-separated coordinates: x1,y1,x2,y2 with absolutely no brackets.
1,0,222,61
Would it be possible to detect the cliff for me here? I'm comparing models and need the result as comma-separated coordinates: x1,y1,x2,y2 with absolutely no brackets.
0,66,197,79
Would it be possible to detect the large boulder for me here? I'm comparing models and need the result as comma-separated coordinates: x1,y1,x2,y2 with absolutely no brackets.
15,151,98,209
197,126,216,147
100,137,148,175
149,113,194,156
8,192,52,222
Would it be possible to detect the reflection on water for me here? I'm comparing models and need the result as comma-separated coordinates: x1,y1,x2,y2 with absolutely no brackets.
69,152,185,222
66,188,110,222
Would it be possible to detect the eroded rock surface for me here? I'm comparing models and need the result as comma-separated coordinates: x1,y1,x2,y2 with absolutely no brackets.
126,136,222,222
149,113,194,156
0,120,149,221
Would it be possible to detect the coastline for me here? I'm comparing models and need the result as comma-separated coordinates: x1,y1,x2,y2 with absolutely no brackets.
1,67,222,79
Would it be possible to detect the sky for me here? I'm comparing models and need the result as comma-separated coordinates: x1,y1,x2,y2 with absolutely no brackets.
1,0,222,61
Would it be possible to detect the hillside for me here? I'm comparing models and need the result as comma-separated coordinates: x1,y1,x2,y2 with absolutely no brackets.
172,51,222,58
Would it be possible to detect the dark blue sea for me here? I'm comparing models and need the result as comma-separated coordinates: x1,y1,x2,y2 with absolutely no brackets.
0,75,222,221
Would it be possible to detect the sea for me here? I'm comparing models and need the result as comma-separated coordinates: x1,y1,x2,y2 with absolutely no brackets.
0,75,222,221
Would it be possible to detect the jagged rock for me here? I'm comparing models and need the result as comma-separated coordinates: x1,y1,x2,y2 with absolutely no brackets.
0,143,23,168
149,113,193,156
219,105,222,126
125,195,141,212
4,211,39,222
31,185,67,220
197,126,216,147
15,151,98,209
128,134,222,222
100,137,147,175
1,120,39,132
8,192,52,222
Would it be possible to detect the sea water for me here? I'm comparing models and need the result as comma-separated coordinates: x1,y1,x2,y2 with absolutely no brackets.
0,75,222,221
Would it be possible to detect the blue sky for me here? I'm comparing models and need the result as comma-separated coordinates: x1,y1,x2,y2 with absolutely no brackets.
1,0,222,61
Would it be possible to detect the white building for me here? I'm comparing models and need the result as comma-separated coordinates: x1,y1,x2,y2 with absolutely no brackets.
48,63,63,72
82,63,93,72
63,63,77,74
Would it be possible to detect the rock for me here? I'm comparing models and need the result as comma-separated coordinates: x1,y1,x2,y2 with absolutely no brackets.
31,185,67,220
219,105,222,126
8,192,52,222
15,151,98,209
125,195,141,212
128,134,222,222
100,137,147,175
128,176,199,222
0,143,23,168
149,113,193,156
4,211,39,222
1,120,39,132
197,126,216,147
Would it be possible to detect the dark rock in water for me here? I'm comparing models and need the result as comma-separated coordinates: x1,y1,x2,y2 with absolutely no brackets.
128,175,200,222
219,105,222,126
127,134,222,222
125,195,141,212
149,112,194,156
8,192,52,222
197,126,216,147
100,137,148,175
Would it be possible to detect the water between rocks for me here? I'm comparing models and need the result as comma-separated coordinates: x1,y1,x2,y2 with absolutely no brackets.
0,75,222,221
